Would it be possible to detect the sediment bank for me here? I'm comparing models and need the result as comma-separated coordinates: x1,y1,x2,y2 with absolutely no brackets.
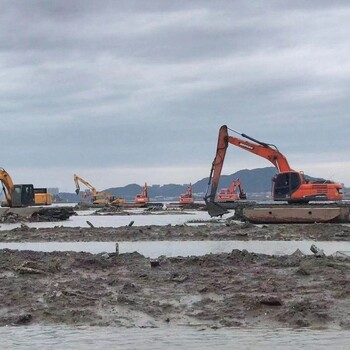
0,222,349,242
0,249,349,329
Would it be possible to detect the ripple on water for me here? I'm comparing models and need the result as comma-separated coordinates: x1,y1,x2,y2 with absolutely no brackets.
1,326,350,350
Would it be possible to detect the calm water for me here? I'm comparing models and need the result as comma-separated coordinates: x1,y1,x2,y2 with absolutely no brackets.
0,240,349,257
1,325,349,350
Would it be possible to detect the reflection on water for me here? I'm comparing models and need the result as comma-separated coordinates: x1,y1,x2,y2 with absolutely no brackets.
1,325,349,350
0,240,350,258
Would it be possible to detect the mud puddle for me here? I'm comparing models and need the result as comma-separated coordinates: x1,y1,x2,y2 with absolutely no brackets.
1,240,350,257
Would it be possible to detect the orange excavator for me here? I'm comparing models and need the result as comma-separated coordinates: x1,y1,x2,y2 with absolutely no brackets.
135,183,149,204
205,125,343,216
179,184,194,205
216,178,247,202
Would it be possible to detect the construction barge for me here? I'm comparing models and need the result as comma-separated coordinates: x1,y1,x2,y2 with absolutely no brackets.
218,201,350,224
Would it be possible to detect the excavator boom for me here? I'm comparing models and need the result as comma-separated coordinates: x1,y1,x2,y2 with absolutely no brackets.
0,168,15,206
227,127,292,172
73,174,97,196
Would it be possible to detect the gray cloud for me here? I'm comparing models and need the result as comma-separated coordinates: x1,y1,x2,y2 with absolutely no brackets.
0,1,349,190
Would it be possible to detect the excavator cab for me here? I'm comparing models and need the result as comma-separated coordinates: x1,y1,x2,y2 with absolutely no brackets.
272,172,302,202
11,184,35,207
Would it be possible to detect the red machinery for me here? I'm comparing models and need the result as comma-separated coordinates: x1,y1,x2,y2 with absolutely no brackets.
205,125,343,216
179,184,194,204
135,183,149,204
216,178,247,202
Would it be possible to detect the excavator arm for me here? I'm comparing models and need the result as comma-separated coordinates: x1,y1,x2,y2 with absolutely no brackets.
0,168,15,206
141,183,148,198
237,179,247,200
231,178,247,200
73,174,97,196
204,126,229,205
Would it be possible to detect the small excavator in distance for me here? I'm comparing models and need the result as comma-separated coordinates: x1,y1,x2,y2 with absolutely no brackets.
73,174,119,205
0,167,52,207
135,183,149,204
73,174,124,205
204,125,343,217
216,178,247,202
179,184,194,205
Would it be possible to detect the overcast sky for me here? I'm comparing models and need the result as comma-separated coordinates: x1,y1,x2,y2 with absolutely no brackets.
1,0,349,192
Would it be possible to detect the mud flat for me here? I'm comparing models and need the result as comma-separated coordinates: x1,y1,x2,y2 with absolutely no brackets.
0,249,349,329
0,222,350,242
0,207,76,223
1,220,349,330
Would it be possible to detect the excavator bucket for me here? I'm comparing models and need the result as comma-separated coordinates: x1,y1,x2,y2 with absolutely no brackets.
206,201,229,217
239,192,247,200
75,189,79,195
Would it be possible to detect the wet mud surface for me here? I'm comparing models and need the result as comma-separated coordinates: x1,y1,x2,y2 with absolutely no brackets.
1,249,349,329
1,215,350,329
0,222,350,242
0,207,75,223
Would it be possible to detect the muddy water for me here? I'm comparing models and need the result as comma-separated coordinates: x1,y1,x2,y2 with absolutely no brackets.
1,325,349,349
0,210,213,230
1,240,350,257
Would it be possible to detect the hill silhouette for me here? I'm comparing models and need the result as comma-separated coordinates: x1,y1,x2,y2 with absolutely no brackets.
59,167,278,202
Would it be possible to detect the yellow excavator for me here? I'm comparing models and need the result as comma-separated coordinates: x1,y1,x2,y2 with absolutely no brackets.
0,167,52,207
73,174,125,205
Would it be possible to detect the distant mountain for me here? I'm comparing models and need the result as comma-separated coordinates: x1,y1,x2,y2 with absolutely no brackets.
192,167,277,194
58,166,346,202
105,183,187,199
58,167,278,202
